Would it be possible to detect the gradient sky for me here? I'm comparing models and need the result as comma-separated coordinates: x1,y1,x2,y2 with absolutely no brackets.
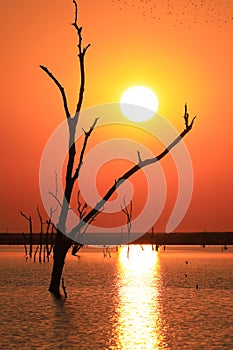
0,0,232,233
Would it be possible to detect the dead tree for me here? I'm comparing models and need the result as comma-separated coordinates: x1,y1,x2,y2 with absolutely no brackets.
37,207,43,263
40,1,196,297
150,226,160,251
20,211,33,258
151,226,155,250
121,197,132,258
21,207,55,263
40,0,94,297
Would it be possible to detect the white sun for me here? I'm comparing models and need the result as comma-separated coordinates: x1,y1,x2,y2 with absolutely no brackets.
120,85,159,122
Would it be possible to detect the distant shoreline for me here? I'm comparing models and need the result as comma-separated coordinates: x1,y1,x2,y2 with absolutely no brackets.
0,232,232,246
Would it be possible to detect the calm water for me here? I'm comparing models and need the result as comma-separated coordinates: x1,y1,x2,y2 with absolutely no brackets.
0,245,233,349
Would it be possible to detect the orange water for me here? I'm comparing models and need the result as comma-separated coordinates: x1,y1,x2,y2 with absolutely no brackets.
0,245,232,349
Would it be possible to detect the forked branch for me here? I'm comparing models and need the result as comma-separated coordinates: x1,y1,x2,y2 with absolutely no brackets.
73,117,98,182
69,105,196,236
184,103,196,130
20,211,30,221
71,0,91,114
20,211,33,258
41,1,93,235
49,172,62,208
121,196,133,235
77,190,87,220
39,1,90,119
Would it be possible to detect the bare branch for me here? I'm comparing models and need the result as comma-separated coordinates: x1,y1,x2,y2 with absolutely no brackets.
137,150,142,163
48,172,62,208
69,105,196,236
39,65,70,119
20,211,33,257
71,0,91,114
184,103,189,129
72,118,98,182
50,206,58,219
77,190,87,219
190,116,196,129
72,0,78,25
86,204,104,226
49,191,62,208
20,211,30,221
120,196,132,235
71,0,90,56
184,103,196,131
37,206,44,237
82,204,105,235
37,206,43,224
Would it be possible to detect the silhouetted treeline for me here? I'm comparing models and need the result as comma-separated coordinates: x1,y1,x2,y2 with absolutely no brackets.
0,233,55,246
134,231,233,246
1,231,233,246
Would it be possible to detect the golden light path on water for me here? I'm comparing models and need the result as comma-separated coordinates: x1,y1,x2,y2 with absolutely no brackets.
115,245,167,349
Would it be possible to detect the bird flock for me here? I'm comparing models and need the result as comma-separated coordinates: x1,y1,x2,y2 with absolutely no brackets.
112,0,233,28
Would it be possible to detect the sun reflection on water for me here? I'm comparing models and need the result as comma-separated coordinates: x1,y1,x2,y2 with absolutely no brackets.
114,245,167,349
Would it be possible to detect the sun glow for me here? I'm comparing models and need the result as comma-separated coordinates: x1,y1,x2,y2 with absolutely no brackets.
120,86,159,122
119,244,158,272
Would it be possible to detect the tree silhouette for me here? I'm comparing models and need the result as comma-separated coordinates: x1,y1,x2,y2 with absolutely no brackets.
40,0,196,298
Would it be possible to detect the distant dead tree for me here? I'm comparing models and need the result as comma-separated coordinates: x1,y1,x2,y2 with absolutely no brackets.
20,211,33,258
151,226,155,251
37,207,43,263
40,0,196,298
121,197,133,259
20,207,56,263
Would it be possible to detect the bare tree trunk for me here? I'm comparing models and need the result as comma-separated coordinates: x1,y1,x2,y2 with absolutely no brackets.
48,230,72,297
20,212,33,258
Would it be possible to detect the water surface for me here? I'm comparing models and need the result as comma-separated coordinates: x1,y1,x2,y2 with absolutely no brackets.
0,245,232,349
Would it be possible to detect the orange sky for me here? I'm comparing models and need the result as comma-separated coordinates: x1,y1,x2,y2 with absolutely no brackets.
0,0,232,233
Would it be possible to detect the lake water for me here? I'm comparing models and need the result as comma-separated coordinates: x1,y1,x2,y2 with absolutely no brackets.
0,245,233,349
